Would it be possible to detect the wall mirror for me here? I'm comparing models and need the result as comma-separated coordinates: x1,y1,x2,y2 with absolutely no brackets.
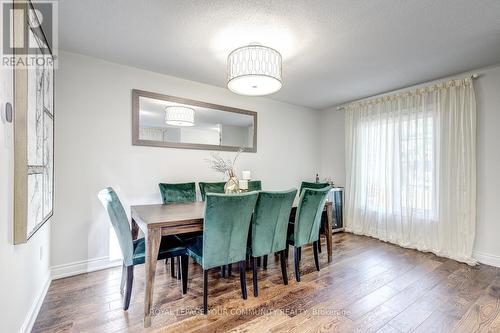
132,90,257,152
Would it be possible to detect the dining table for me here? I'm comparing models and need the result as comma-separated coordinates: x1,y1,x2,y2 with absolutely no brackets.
131,197,333,327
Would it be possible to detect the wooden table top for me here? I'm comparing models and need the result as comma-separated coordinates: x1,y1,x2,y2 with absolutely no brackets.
132,201,205,226
131,197,331,228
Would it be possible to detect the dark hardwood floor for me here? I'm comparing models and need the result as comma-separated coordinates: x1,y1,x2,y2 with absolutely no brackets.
33,233,500,332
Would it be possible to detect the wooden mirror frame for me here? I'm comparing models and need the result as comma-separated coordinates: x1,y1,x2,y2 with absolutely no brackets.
132,89,257,153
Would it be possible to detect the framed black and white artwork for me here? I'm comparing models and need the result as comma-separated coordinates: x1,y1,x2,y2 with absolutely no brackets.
13,0,55,244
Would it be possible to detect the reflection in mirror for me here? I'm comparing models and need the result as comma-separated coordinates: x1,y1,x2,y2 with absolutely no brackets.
133,90,257,152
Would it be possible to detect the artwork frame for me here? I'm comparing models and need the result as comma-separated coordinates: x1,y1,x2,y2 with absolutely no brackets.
13,0,55,244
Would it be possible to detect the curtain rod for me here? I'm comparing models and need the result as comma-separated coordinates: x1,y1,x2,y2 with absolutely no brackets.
336,73,479,111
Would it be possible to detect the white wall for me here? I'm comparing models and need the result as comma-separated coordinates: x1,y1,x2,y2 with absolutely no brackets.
51,51,321,271
319,109,345,186
319,64,500,267
0,68,52,331
473,65,500,267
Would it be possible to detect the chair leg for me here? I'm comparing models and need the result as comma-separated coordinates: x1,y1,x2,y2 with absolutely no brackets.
294,247,301,282
171,258,175,278
239,261,248,300
228,263,232,277
298,247,302,262
313,241,320,271
263,255,268,269
252,257,258,297
285,244,289,258
319,213,327,254
177,256,181,280
123,265,134,310
120,263,126,294
180,255,189,294
221,265,226,278
280,250,288,285
203,269,208,314
257,257,261,267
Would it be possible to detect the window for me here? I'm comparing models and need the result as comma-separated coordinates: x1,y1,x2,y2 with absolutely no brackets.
358,109,436,220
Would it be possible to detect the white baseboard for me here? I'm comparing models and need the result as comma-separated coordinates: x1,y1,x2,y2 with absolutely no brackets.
473,251,500,268
51,256,122,280
20,273,51,333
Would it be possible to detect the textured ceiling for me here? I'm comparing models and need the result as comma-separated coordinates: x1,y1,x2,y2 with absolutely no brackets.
59,0,500,110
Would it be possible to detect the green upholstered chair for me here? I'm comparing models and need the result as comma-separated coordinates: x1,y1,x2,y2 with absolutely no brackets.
199,181,239,278
98,187,188,310
159,182,196,204
198,181,261,277
299,181,330,195
248,180,262,191
199,182,226,201
287,186,331,282
158,182,197,279
249,189,297,296
185,192,258,314
216,178,261,278
299,181,330,253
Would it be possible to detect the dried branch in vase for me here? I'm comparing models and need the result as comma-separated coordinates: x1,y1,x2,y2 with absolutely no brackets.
205,147,244,176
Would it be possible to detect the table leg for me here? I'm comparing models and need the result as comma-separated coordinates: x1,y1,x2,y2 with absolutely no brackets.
325,202,333,263
144,227,161,328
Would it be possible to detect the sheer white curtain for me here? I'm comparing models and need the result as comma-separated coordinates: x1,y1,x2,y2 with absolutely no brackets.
345,77,476,264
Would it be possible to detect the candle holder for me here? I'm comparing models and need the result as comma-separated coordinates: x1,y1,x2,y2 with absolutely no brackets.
241,170,251,180
238,179,249,192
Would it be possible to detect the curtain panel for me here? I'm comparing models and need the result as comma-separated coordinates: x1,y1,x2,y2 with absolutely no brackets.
345,77,476,264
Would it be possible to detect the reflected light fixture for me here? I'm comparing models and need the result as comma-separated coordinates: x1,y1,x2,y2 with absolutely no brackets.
227,44,282,96
165,106,195,126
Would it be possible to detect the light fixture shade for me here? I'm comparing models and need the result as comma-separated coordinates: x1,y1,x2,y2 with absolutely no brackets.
227,45,282,96
165,106,195,126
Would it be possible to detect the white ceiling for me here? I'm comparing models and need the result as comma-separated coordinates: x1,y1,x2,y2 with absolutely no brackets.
59,0,500,110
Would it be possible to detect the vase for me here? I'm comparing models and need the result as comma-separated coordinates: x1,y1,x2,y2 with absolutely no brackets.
224,170,239,193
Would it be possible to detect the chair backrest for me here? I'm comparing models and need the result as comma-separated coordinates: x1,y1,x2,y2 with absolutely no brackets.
202,192,258,269
294,186,331,247
299,181,330,196
199,182,226,201
248,180,262,191
159,182,196,204
251,189,297,257
98,187,134,266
